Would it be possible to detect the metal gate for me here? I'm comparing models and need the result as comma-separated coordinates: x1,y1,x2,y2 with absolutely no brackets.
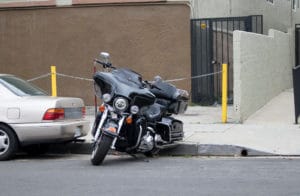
191,15,263,105
295,24,300,66
293,24,300,124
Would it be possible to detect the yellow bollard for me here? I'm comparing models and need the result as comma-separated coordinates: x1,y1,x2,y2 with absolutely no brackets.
51,65,57,97
222,63,228,123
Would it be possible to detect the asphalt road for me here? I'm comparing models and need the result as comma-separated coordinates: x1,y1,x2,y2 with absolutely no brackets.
1,155,300,196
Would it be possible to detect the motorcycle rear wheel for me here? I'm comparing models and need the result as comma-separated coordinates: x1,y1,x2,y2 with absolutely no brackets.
91,134,113,165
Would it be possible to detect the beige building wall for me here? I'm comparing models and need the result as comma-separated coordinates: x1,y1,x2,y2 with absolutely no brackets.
191,0,292,34
233,30,293,122
0,2,191,105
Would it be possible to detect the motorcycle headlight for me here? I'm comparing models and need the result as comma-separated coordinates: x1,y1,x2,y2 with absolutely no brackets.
130,105,139,114
102,93,112,103
113,97,128,112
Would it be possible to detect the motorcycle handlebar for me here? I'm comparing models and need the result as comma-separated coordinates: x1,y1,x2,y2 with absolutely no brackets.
144,80,162,90
94,59,115,69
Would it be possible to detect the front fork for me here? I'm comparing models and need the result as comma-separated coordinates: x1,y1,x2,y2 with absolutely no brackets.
111,116,125,149
93,107,126,149
94,108,108,140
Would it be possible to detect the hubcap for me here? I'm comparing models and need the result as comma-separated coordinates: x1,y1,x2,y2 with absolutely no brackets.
0,130,9,155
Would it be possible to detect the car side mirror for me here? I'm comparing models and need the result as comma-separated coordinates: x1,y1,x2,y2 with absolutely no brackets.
100,52,110,64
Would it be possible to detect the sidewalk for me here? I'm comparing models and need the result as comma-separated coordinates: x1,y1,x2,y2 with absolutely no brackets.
175,88,300,156
51,88,300,156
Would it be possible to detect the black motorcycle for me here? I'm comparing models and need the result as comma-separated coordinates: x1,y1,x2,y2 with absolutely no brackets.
90,52,189,165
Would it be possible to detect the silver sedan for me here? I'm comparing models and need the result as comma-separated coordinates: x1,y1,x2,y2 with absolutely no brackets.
0,74,89,160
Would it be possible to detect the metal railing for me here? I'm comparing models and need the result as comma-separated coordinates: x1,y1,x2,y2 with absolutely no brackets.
191,15,263,105
293,65,300,124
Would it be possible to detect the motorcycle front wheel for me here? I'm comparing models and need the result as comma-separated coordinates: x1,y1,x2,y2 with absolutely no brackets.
91,134,113,165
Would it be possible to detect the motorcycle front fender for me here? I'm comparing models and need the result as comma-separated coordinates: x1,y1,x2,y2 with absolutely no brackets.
102,121,119,138
94,111,126,149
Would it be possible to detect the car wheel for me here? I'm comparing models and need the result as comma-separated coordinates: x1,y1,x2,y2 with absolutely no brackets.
0,125,18,161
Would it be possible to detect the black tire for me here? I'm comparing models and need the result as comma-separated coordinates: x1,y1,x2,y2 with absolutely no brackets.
91,134,113,165
0,124,19,161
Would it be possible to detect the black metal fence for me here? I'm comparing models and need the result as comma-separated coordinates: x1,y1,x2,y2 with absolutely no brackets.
293,24,300,124
296,24,300,66
191,15,263,105
293,66,300,124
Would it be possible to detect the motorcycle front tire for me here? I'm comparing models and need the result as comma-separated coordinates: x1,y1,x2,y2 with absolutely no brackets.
91,134,113,166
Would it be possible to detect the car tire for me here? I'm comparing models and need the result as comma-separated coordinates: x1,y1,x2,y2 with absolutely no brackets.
0,125,18,161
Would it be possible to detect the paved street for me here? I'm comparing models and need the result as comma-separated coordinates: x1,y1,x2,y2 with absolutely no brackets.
1,155,300,196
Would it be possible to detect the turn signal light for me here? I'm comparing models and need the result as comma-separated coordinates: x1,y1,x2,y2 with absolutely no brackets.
99,104,105,113
126,116,133,124
82,107,86,118
43,108,65,120
107,127,117,133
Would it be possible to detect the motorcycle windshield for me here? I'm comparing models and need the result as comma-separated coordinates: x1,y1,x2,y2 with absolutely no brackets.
111,68,143,88
94,68,155,106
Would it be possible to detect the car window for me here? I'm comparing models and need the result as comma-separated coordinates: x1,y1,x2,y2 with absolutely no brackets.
0,75,47,96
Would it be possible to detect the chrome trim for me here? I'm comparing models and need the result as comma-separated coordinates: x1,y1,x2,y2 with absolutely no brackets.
111,116,125,149
146,126,155,134
94,108,108,140
113,97,128,112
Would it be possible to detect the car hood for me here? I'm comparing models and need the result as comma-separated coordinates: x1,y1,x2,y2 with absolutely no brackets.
0,96,85,123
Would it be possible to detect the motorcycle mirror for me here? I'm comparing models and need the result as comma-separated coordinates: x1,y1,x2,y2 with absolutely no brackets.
100,52,110,64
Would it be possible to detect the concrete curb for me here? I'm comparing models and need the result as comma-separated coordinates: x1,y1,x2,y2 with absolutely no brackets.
48,141,273,157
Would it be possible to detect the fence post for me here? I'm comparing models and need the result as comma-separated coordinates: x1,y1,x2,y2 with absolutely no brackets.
51,65,57,97
222,63,228,123
293,66,300,124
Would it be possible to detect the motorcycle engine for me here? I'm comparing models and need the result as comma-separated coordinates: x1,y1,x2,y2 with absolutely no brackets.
138,131,154,152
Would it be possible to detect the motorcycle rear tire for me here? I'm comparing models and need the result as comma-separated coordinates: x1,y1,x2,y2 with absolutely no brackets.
91,134,113,165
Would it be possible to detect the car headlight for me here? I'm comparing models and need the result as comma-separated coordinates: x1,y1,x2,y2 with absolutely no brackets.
113,97,128,112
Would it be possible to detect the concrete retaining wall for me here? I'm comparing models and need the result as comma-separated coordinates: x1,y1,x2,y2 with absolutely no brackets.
233,29,293,122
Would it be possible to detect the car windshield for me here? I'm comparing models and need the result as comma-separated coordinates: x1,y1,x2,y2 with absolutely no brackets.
0,75,47,96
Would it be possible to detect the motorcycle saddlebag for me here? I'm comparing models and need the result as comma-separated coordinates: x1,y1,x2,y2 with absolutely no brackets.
168,99,188,114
